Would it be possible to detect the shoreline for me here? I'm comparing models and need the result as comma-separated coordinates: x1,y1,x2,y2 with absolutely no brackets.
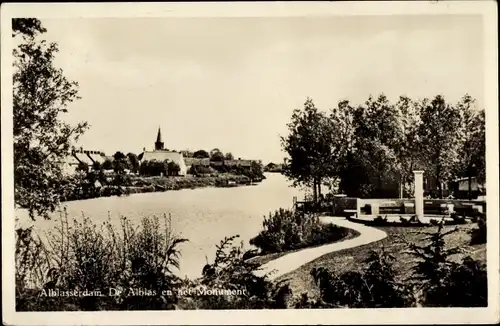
60,173,265,203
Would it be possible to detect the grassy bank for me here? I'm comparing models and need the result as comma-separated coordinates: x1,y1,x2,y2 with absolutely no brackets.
276,223,486,302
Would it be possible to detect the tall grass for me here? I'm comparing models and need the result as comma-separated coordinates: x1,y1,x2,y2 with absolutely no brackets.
15,210,187,311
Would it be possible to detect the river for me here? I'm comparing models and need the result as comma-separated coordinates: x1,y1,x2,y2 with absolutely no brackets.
16,173,305,279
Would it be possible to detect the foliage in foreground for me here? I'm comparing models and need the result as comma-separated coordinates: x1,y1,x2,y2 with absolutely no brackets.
298,220,487,308
249,208,355,254
15,213,289,311
16,212,187,310
15,212,487,310
13,18,88,219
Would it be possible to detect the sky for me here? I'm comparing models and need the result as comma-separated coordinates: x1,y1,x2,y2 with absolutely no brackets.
37,15,484,164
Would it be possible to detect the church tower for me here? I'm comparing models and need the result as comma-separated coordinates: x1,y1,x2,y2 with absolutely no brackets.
155,127,164,151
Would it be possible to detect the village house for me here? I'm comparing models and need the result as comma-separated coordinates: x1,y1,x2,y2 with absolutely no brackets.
62,148,108,175
138,127,188,176
184,157,210,171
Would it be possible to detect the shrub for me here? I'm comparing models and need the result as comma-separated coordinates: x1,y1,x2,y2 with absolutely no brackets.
470,212,486,245
402,220,487,307
178,235,293,309
308,249,414,308
249,209,355,254
373,215,388,225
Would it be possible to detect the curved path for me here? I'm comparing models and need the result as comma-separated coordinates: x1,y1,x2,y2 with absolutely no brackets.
253,216,388,280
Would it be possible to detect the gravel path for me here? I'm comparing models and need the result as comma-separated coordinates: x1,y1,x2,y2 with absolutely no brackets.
254,216,388,280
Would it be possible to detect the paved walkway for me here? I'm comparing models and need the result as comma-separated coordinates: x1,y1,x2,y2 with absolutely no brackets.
253,216,388,280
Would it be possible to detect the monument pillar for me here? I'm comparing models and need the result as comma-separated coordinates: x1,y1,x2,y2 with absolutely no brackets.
414,170,424,220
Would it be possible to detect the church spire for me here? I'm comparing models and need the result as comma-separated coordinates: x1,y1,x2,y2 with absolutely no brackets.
155,126,164,150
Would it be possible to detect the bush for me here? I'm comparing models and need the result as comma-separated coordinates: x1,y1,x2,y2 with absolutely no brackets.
470,212,486,245
403,221,487,307
373,215,388,225
307,249,414,308
299,221,487,309
177,235,293,309
250,209,355,254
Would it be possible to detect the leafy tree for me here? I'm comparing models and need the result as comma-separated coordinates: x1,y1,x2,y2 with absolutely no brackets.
102,159,113,170
12,18,46,38
13,18,88,219
167,161,181,176
210,151,225,162
92,161,101,171
393,96,423,198
112,151,128,174
224,152,234,160
76,162,89,173
126,152,139,174
193,150,210,159
456,95,485,198
419,95,463,198
281,98,344,202
347,95,401,198
210,148,221,157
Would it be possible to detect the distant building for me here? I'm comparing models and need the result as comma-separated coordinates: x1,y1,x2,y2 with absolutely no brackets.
138,127,187,176
185,157,210,170
62,148,107,175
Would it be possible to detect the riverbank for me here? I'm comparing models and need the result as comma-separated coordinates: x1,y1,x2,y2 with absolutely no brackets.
62,173,263,202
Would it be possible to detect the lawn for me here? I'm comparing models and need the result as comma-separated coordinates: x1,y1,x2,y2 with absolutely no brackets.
275,223,486,300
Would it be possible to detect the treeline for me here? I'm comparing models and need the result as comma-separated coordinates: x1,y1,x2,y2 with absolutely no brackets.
282,94,485,201
139,160,181,177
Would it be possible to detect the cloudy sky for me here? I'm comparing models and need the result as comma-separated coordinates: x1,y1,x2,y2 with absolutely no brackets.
38,15,483,163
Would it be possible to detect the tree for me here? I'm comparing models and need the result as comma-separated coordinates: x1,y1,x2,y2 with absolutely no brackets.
210,151,225,162
76,162,89,173
456,95,485,199
13,18,88,219
167,161,181,176
326,100,356,188
127,152,139,174
224,152,234,160
102,159,113,170
12,18,46,38
419,95,463,198
393,96,423,198
281,98,338,202
112,151,128,174
348,94,401,198
92,161,101,171
193,150,210,159
210,148,221,157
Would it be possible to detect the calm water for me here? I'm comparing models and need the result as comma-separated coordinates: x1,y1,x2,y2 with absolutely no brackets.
16,173,304,279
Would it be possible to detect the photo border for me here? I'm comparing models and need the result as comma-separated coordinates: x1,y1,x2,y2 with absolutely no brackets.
1,2,498,325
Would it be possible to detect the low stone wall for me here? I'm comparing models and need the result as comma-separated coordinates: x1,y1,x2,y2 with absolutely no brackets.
355,198,486,217
331,197,358,216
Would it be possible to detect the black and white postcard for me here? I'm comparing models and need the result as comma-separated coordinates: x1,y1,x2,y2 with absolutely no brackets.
1,2,498,325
